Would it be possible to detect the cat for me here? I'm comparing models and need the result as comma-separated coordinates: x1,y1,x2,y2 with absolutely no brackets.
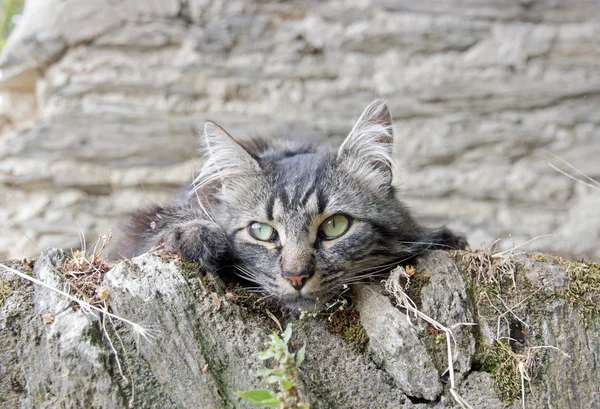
118,100,467,310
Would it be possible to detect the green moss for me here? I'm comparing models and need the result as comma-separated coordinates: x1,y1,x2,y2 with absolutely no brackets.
479,340,522,403
530,253,549,264
561,259,600,326
0,280,13,306
530,253,563,265
528,254,600,326
342,323,369,352
326,308,369,353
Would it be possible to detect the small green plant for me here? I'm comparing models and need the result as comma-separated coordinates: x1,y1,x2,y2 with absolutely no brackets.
0,0,24,50
236,324,310,409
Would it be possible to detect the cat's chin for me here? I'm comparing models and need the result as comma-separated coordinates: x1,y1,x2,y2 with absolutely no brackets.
277,293,325,312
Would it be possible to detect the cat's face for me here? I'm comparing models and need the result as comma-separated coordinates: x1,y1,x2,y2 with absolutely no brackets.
196,101,422,310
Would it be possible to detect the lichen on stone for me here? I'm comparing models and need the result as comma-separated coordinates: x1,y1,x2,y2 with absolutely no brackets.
0,280,13,306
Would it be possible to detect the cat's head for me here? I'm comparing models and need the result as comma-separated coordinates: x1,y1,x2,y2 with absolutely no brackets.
195,100,423,310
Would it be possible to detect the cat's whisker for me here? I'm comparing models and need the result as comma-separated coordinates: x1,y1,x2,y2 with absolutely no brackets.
232,265,277,290
342,271,387,280
346,258,412,274
232,265,263,283
243,287,265,293
214,264,234,273
324,288,354,303
340,277,384,286
399,240,457,250
344,263,401,277
345,265,395,276
341,271,388,282
234,273,264,285
340,281,378,286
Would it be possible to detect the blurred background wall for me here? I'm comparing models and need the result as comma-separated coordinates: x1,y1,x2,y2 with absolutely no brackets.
0,0,598,260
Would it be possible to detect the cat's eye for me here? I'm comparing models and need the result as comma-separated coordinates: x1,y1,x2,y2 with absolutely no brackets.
248,222,277,242
319,214,351,240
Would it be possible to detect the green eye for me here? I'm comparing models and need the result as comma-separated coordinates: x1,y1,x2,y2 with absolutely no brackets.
248,222,277,242
319,214,351,240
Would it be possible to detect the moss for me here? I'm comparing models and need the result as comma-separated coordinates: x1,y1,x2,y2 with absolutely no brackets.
561,258,600,327
479,340,523,403
178,258,204,273
527,253,600,326
325,309,347,334
343,324,369,352
326,307,369,353
0,280,13,306
225,285,285,328
451,250,547,404
530,252,567,266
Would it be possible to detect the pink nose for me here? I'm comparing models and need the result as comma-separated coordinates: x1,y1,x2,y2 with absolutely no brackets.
283,274,310,290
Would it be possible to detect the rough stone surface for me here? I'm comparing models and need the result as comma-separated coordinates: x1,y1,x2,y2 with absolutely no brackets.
0,0,599,261
355,286,443,401
1,249,599,408
457,372,505,409
417,252,476,381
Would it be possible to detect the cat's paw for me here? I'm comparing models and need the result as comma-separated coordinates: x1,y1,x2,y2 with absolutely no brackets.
430,226,469,250
159,220,229,270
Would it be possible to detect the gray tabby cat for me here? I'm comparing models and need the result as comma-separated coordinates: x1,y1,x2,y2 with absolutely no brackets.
119,100,467,310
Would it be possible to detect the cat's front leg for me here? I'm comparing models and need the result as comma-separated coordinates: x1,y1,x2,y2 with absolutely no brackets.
157,219,229,270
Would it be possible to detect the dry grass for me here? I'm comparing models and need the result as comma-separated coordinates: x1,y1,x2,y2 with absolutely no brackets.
58,232,113,308
546,150,600,192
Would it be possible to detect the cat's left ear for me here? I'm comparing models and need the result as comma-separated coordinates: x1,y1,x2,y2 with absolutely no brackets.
337,100,394,187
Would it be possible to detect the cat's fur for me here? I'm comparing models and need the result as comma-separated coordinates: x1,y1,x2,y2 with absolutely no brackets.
118,100,467,310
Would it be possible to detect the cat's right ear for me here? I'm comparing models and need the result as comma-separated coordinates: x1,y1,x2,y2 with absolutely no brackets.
195,121,260,189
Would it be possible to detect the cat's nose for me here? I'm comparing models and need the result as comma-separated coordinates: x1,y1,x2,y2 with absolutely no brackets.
282,272,311,290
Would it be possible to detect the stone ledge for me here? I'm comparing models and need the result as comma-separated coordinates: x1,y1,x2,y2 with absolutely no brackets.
1,248,598,408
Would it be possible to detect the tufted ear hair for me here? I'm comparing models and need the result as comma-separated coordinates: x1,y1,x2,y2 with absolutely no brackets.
193,121,260,192
337,100,394,188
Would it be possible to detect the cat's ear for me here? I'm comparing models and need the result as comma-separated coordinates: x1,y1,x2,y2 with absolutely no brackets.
195,121,260,189
337,100,394,187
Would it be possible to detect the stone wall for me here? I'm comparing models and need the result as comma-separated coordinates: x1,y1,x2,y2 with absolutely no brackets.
2,248,599,408
0,0,599,260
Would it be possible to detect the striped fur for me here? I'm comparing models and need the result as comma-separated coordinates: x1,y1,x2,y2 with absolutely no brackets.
118,100,467,310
